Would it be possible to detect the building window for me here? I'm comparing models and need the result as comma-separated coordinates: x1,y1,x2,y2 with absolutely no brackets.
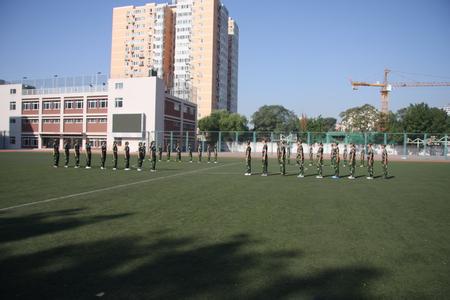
22,102,39,110
87,118,97,124
99,99,108,108
88,100,98,108
115,82,123,89
10,102,16,110
10,118,16,124
10,89,16,94
115,97,123,108
64,101,74,109
98,118,107,123
75,100,83,109
174,103,180,111
10,136,15,144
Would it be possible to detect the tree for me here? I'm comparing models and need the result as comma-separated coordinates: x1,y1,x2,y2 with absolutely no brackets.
397,103,448,134
251,105,299,133
339,104,380,132
198,110,248,132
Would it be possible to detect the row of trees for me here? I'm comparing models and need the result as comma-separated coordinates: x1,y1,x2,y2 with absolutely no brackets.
198,103,450,133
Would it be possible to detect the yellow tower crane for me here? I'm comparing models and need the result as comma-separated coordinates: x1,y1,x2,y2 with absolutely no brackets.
351,68,450,115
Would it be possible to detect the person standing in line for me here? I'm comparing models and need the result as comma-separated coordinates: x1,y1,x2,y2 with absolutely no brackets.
330,143,336,176
158,144,163,161
333,142,340,179
207,143,212,163
360,145,365,168
124,141,130,171
166,143,171,162
287,142,291,165
214,144,218,163
74,140,80,168
367,143,374,179
245,140,252,176
150,141,157,172
100,141,107,170
348,143,356,179
64,140,70,168
188,144,193,163
381,144,389,179
296,140,305,178
276,142,281,166
85,139,92,169
112,141,118,170
343,144,348,167
176,143,182,162
280,141,287,175
309,143,314,166
137,142,145,171
261,139,269,176
53,139,60,168
316,142,324,179
198,143,203,163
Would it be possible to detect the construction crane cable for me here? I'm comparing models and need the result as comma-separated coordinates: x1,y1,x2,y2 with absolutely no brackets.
390,70,450,80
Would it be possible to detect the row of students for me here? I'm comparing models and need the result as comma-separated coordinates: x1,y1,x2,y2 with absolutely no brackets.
244,140,389,179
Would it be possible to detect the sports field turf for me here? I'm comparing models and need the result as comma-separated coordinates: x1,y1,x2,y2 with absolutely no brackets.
0,152,449,299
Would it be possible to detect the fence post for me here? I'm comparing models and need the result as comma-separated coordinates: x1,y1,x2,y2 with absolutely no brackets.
185,131,189,151
202,132,205,152
170,131,173,150
326,132,330,144
218,131,222,152
235,131,238,152
445,134,448,159
384,133,387,145
364,132,368,151
270,132,274,153
403,133,407,158
307,131,311,145
253,131,256,152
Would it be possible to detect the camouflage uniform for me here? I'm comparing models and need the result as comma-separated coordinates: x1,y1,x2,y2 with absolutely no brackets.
349,145,356,178
262,143,268,175
343,145,348,167
214,145,218,163
188,145,193,162
316,144,324,177
360,147,365,167
53,141,60,167
207,144,211,163
64,141,70,167
101,143,107,169
245,143,252,174
85,142,92,168
74,141,80,168
287,144,291,165
158,145,163,161
138,143,145,169
280,143,286,175
198,144,203,162
124,144,130,169
382,147,388,179
309,145,314,166
367,146,374,178
296,142,305,177
150,142,157,171
166,144,171,161
112,143,118,169
176,144,182,162
334,145,340,177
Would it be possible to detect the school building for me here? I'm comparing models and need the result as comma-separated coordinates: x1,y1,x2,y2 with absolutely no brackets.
0,75,197,150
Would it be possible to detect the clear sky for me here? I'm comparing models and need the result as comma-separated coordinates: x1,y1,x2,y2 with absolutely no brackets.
1,0,449,120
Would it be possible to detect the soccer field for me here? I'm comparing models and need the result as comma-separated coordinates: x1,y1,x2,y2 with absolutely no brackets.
0,152,449,299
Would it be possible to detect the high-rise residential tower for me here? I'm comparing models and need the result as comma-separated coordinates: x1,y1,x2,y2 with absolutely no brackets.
110,0,239,119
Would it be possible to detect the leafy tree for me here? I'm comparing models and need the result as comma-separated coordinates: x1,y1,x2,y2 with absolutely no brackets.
251,105,299,133
397,103,448,134
339,104,380,132
198,110,248,132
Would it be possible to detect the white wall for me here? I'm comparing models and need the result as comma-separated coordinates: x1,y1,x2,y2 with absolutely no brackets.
0,84,22,148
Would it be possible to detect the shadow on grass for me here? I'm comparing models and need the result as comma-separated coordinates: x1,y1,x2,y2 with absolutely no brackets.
0,222,385,299
0,208,133,244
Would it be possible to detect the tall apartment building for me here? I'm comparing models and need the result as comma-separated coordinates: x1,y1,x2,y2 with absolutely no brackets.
110,0,239,119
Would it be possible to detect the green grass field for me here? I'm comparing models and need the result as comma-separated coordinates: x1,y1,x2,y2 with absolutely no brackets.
0,152,449,299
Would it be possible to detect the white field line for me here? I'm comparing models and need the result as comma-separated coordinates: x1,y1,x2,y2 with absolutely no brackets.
0,163,239,212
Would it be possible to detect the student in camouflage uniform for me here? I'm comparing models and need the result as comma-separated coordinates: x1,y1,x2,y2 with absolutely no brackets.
112,141,118,170
150,141,157,172
74,140,80,168
330,143,336,175
198,143,203,163
64,140,70,168
124,141,130,170
280,141,287,175
381,144,388,179
85,140,92,169
261,139,268,176
286,143,291,165
348,143,356,179
360,145,365,167
316,142,324,178
366,143,374,179
343,144,348,167
166,143,171,162
245,140,252,175
214,144,218,163
276,142,281,165
137,142,145,171
53,139,60,168
100,141,107,170
207,143,212,163
188,144,193,163
333,142,340,178
176,143,182,162
309,144,314,166
296,140,305,178
158,144,163,161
